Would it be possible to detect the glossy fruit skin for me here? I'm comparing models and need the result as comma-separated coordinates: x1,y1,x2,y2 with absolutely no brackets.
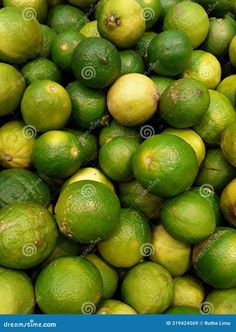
205,289,236,314
221,121,236,167
97,299,137,314
220,178,236,228
217,75,236,107
119,50,145,76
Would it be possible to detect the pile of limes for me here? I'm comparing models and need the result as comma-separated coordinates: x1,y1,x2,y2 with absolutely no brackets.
0,0,236,315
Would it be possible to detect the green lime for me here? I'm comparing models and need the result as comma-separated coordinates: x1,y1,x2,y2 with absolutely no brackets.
163,1,209,49
194,90,235,145
121,262,174,314
97,300,137,314
0,202,58,269
165,306,200,314
150,225,191,277
21,58,62,85
108,73,158,126
0,63,25,116
21,80,71,133
39,24,56,58
150,76,174,98
221,179,236,228
0,7,42,64
72,37,121,89
0,120,36,169
47,4,88,33
183,50,222,89
36,256,103,314
160,0,182,17
32,130,84,179
55,180,121,243
217,75,236,107
97,0,145,48
229,36,236,68
0,168,50,208
66,81,107,130
47,233,79,263
98,208,151,268
205,289,236,314
148,30,192,76
119,50,145,76
99,136,139,182
86,253,118,299
135,31,157,64
136,0,162,30
51,31,85,72
68,0,98,8
160,78,210,128
221,121,236,167
0,267,34,314
193,0,234,17
133,134,198,197
193,227,236,288
80,20,100,37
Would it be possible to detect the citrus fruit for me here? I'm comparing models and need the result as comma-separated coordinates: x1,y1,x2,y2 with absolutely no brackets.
72,37,121,89
135,31,157,64
55,180,120,243
192,227,236,288
150,225,191,277
119,180,164,220
220,178,236,228
21,58,62,85
68,0,98,8
99,136,139,182
21,80,71,132
195,149,236,192
97,300,137,314
229,36,236,68
183,50,221,89
172,275,205,308
136,0,162,30
148,30,192,76
193,0,235,17
0,7,42,64
32,130,84,179
38,24,56,58
66,81,107,129
150,76,174,98
133,134,198,197
194,90,235,145
36,256,103,314
205,289,236,314
86,253,118,299
98,208,151,268
107,73,158,126
160,0,182,17
51,31,85,72
217,75,236,107
0,201,58,269
0,168,51,208
163,1,209,49
80,20,100,37
48,0,66,7
163,128,206,166
97,0,145,48
160,78,210,128
221,121,236,167
0,267,34,314
0,120,36,169
3,0,48,23
119,50,145,75
47,233,79,263
161,191,216,244
47,4,88,33
121,262,174,314
165,306,200,314
0,63,25,116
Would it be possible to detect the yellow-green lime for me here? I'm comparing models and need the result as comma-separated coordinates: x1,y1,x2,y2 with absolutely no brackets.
68,0,98,8
217,75,236,106
205,289,236,314
160,0,182,17
119,50,145,75
150,76,174,98
220,179,236,228
97,300,137,314
229,36,236,68
221,121,236,167
80,20,100,37
136,0,162,30
39,24,56,58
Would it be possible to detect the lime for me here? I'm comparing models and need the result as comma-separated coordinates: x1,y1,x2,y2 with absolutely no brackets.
193,0,235,17
0,63,25,116
99,136,139,182
32,131,84,179
48,0,66,7
47,4,88,33
97,300,137,314
47,233,79,263
0,7,42,64
205,289,236,314
66,81,107,129
107,73,158,126
165,306,200,314
119,50,145,75
221,121,236,167
195,149,236,192
21,58,62,85
38,24,56,58
221,179,236,228
68,0,98,8
21,80,71,133
163,1,209,49
98,208,151,268
97,0,145,48
55,180,120,243
86,254,118,299
229,36,236,68
121,262,174,314
150,76,174,98
192,227,236,288
148,30,192,76
0,202,58,269
36,256,103,314
0,267,34,314
150,225,191,277
51,31,85,72
183,50,221,89
133,134,198,197
72,37,121,89
160,78,210,128
80,20,100,37
135,31,157,64
0,168,50,208
119,180,164,220
136,0,162,30
0,120,36,169
160,0,182,17
217,75,236,106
